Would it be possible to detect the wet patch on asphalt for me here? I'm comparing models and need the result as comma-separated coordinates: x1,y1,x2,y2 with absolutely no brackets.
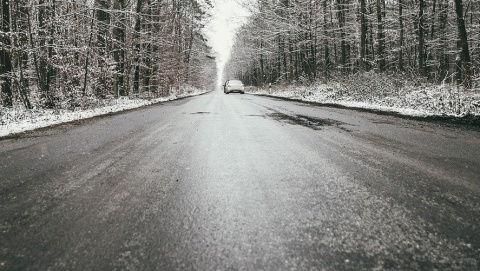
248,110,348,131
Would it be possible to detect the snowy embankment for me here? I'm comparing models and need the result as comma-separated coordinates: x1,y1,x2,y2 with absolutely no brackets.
248,74,480,118
0,87,209,138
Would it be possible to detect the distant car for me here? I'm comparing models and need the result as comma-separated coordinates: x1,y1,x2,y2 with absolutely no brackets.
224,80,245,94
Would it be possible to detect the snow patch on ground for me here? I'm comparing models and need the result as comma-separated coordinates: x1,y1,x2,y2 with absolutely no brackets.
248,83,480,118
0,88,209,138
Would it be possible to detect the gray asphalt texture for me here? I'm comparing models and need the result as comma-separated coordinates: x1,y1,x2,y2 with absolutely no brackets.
1,90,479,270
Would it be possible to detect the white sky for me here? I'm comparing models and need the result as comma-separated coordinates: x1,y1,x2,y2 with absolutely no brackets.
204,0,253,86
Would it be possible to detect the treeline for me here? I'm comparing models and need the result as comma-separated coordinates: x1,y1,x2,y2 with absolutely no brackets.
0,0,216,109
226,0,479,89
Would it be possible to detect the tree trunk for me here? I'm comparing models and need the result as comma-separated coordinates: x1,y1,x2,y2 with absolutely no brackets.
360,0,367,72
26,8,43,99
282,36,288,81
142,0,153,94
1,0,13,106
112,0,126,96
277,34,282,82
398,0,404,71
376,0,385,71
46,0,56,99
337,0,347,72
258,39,264,85
133,0,143,94
12,1,32,109
438,0,449,80
309,0,317,79
418,0,426,76
96,0,110,96
38,0,48,95
454,0,472,87
82,11,96,96
13,0,32,109
184,29,194,84
369,4,375,64
323,0,330,79
431,0,437,39
288,38,294,82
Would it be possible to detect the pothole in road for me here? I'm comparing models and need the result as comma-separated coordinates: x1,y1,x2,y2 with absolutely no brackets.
190,112,211,115
267,112,347,131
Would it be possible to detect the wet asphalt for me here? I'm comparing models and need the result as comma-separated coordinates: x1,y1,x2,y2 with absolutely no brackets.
0,90,479,270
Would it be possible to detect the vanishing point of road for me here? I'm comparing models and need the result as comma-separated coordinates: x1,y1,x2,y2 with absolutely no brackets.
1,90,479,270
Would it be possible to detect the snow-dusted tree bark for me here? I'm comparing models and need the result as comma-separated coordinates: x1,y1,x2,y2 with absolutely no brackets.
132,0,143,95
337,0,348,72
398,0,404,71
323,0,330,78
1,0,13,106
360,0,367,72
95,0,111,96
418,0,426,76
112,0,126,96
454,0,472,87
11,0,32,108
376,0,385,72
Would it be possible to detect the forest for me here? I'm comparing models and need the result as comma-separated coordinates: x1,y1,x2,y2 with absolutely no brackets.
0,0,216,109
226,0,479,91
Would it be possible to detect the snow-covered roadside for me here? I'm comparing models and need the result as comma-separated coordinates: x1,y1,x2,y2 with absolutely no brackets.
0,89,210,138
248,83,480,118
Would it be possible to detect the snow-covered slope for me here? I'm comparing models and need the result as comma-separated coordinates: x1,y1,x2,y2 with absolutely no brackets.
248,83,480,118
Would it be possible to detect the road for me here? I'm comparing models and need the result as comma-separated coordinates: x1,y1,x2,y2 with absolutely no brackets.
1,90,479,270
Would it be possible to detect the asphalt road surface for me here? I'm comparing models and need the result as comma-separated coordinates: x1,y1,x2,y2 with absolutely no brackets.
1,90,479,270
